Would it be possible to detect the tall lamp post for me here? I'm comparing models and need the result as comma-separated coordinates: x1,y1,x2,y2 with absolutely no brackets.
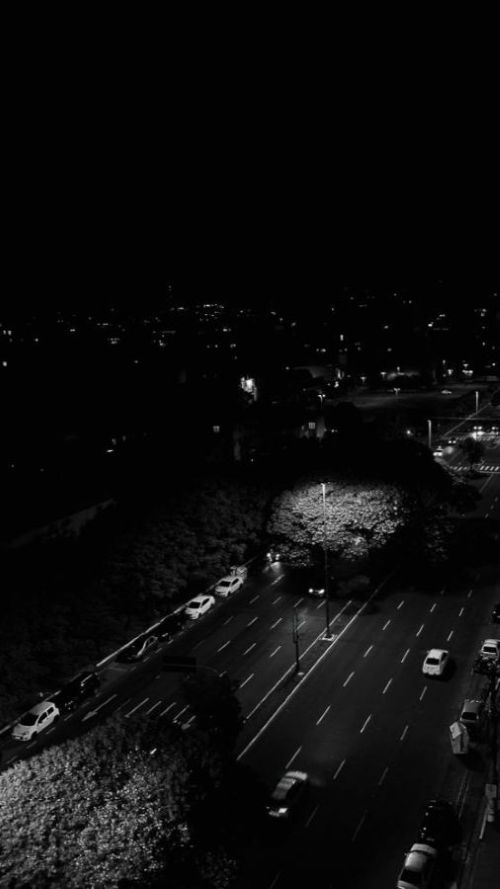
475,390,479,414
427,419,432,450
321,482,334,640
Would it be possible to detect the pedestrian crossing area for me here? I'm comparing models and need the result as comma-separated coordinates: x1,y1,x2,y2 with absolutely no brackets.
453,463,500,473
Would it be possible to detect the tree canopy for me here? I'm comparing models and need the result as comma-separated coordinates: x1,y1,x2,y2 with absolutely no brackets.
0,717,239,889
267,476,410,569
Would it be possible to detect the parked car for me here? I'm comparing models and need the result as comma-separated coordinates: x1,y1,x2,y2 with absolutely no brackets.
215,574,244,598
422,648,450,678
157,612,188,640
479,639,500,661
491,603,500,624
119,634,159,663
184,594,216,620
56,671,100,713
440,389,452,395
12,700,60,741
396,842,437,889
266,770,309,820
417,799,461,850
460,699,486,737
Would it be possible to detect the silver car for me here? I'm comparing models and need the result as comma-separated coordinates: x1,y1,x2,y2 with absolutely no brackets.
12,701,60,741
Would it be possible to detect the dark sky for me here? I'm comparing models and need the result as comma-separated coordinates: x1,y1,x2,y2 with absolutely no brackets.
4,30,498,318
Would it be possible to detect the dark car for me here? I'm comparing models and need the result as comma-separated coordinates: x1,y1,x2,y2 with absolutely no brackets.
266,770,309,820
417,799,462,850
119,634,159,663
492,603,500,624
157,612,188,640
56,671,101,714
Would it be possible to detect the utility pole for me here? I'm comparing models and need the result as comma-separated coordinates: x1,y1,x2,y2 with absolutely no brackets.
321,482,335,641
427,418,432,450
292,607,303,675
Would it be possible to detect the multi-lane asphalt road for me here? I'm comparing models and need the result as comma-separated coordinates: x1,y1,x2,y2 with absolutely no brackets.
1,470,499,888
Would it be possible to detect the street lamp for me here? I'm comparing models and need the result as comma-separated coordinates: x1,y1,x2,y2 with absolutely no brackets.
427,419,432,450
320,483,334,641
475,390,479,414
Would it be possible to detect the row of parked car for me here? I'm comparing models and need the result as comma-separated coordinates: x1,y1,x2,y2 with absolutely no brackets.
10,566,251,743
397,799,462,888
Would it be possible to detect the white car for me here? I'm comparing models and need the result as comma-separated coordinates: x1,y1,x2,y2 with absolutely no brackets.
12,700,60,741
440,389,452,395
397,842,437,889
479,639,500,661
214,574,244,598
422,648,450,677
184,594,216,619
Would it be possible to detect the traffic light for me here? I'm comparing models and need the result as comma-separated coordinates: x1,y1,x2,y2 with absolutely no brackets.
162,655,197,673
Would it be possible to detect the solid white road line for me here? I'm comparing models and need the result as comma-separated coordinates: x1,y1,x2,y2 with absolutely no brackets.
378,766,389,786
352,812,367,842
382,619,391,630
114,697,132,714
401,648,411,663
270,646,281,658
305,805,319,828
145,700,163,715
270,617,282,629
382,678,393,695
333,759,346,780
343,671,355,688
316,705,331,726
416,624,425,637
268,872,282,889
217,640,230,652
243,642,256,656
124,697,149,718
400,724,409,741
239,674,254,690
360,714,372,734
285,745,301,769
159,701,177,717
247,617,258,627
363,644,373,658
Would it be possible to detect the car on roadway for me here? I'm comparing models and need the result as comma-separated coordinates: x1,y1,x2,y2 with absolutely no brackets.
440,389,453,395
55,671,100,713
266,770,309,820
417,799,461,850
184,594,216,620
12,700,60,741
119,634,159,663
479,638,500,661
214,574,244,598
307,585,326,598
422,648,450,678
460,698,486,737
491,603,500,624
446,435,457,445
396,842,437,889
432,445,444,457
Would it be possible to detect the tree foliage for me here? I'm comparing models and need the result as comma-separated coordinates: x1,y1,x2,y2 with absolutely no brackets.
267,476,410,569
0,717,238,889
